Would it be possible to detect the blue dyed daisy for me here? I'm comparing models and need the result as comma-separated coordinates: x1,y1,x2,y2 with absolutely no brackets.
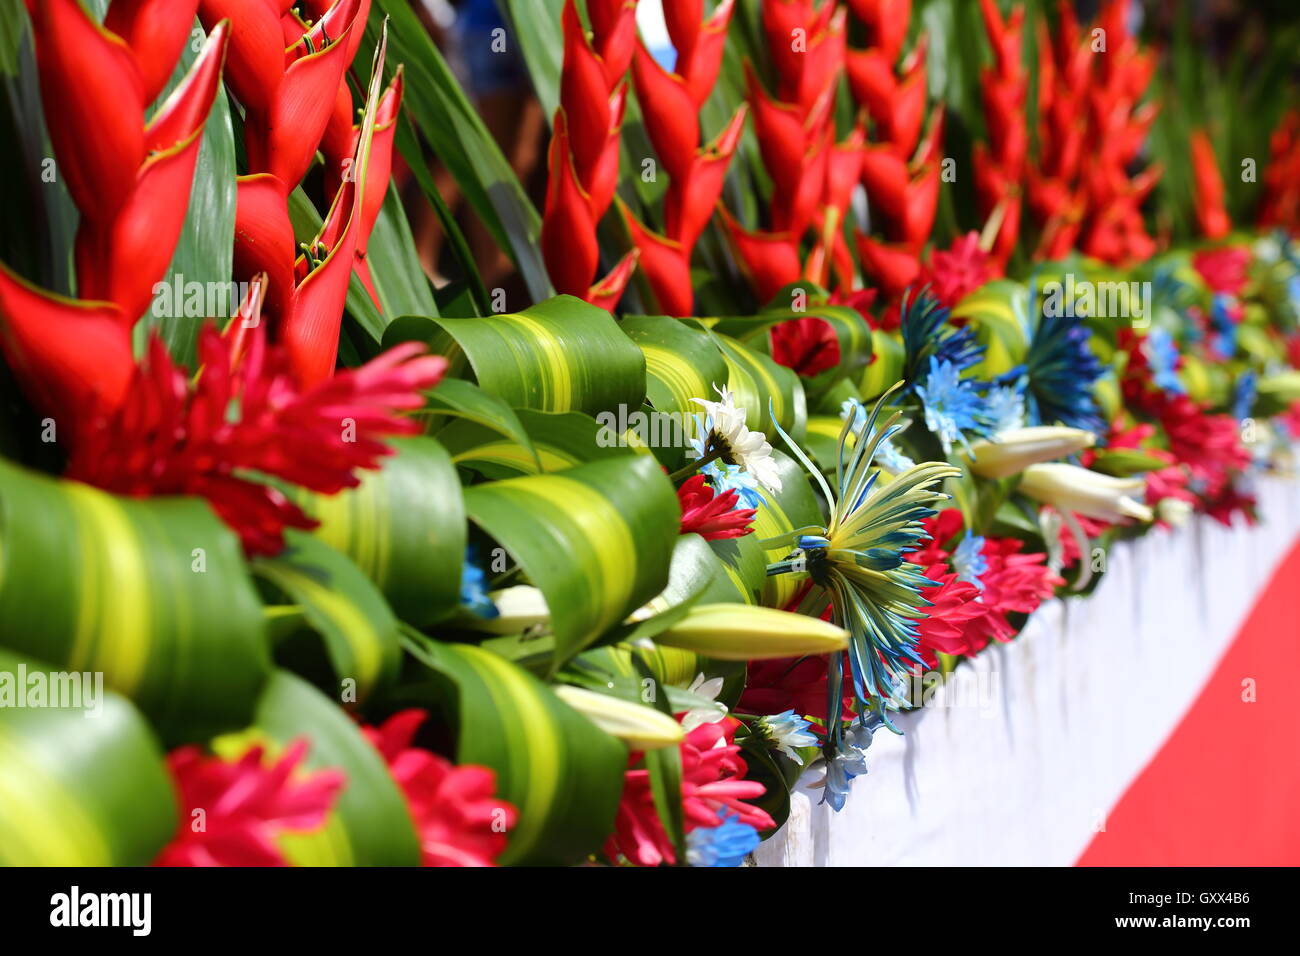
1233,370,1257,423
915,357,994,454
983,384,1026,437
459,545,499,619
757,710,819,764
900,287,986,387
1023,290,1106,433
1144,327,1185,395
1209,294,1239,358
686,811,760,867
952,531,988,591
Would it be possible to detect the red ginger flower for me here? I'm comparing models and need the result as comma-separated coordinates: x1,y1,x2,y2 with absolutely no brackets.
770,316,842,377
606,717,774,867
1191,246,1250,296
1154,392,1250,503
739,654,856,725
918,232,993,309
65,305,446,556
361,710,516,867
677,474,756,540
156,739,344,867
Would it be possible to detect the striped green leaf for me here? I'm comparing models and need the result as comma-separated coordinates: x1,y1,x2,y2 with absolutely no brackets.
0,458,270,742
384,296,648,416
294,437,466,628
712,330,807,441
439,409,639,479
464,455,680,663
401,634,627,866
252,531,401,704
711,303,875,399
0,649,176,865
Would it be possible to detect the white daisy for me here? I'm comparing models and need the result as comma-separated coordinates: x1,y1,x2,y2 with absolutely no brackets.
691,385,783,493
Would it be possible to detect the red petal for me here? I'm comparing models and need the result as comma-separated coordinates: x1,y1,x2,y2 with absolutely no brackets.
197,0,285,117
746,61,806,196
664,104,747,250
631,42,699,182
0,263,133,433
720,207,803,306
587,0,638,85
675,0,735,107
234,174,297,322
251,0,361,189
105,0,201,104
561,0,614,189
619,203,694,316
28,0,146,225
855,233,921,299
587,249,639,311
541,110,599,298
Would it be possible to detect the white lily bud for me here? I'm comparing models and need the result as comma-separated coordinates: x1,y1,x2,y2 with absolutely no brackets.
466,585,550,634
1157,497,1194,528
966,426,1097,479
1020,463,1154,523
551,685,684,750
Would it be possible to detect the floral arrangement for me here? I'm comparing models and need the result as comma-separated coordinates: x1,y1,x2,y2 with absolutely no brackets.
1,0,1298,867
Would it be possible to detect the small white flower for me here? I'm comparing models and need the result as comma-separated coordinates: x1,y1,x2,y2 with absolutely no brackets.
681,673,728,732
692,385,783,493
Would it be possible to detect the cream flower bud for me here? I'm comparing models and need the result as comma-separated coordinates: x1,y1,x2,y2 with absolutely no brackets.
965,426,1097,479
1020,463,1154,523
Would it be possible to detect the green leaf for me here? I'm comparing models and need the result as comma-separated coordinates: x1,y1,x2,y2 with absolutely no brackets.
384,295,648,416
252,530,401,703
241,670,421,866
464,455,680,663
400,634,627,865
500,0,564,117
293,437,467,628
713,330,807,441
363,184,439,319
0,649,176,865
0,458,270,742
143,20,237,366
366,0,552,301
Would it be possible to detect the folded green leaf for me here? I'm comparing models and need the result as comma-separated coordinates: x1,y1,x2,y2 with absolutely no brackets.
0,458,269,742
0,649,176,865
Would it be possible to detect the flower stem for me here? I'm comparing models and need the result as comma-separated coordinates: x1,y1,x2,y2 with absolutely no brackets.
668,448,722,483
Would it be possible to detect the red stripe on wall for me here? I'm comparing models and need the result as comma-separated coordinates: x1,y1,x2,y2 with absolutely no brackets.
1076,534,1300,866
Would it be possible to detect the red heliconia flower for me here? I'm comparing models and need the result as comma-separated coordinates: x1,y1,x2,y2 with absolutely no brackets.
540,0,639,309
918,232,993,309
1190,128,1231,241
65,286,447,556
855,233,922,303
361,709,517,867
846,0,912,66
770,316,841,377
1191,246,1250,296
104,0,203,103
198,0,367,192
720,208,804,307
155,739,345,867
0,262,135,444
619,202,694,316
677,475,757,540
845,39,927,159
605,717,774,867
1258,109,1300,232
26,1,230,324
